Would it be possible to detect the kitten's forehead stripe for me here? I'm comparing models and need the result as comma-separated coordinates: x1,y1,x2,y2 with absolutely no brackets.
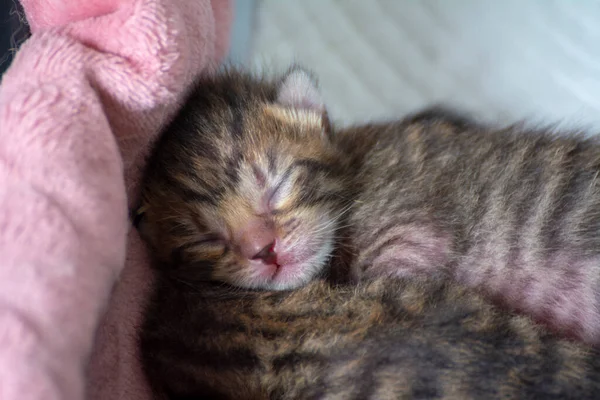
163,176,219,205
292,158,332,173
230,104,244,140
292,158,346,179
192,137,218,161
224,148,242,187
267,147,277,174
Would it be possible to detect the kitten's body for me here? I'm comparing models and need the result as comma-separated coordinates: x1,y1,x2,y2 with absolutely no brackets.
139,68,600,344
138,68,600,398
349,115,600,343
141,276,600,399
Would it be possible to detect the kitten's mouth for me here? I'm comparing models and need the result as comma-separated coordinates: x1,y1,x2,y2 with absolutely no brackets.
261,251,324,290
269,265,283,281
262,258,287,280
269,261,297,283
246,238,333,290
252,253,300,284
260,243,280,268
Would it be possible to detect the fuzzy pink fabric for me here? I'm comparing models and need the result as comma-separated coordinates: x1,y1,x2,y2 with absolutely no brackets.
0,1,232,399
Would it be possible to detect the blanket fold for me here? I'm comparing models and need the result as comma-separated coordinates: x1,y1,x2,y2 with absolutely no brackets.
0,1,233,399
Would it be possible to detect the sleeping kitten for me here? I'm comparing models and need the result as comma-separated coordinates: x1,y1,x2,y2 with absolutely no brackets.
140,275,600,399
137,67,600,344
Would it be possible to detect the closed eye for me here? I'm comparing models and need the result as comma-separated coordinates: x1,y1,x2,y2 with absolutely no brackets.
268,171,294,210
268,158,332,210
180,235,228,259
193,235,226,247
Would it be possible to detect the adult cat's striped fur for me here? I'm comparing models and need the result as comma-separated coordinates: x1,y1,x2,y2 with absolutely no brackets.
140,276,600,399
138,67,600,345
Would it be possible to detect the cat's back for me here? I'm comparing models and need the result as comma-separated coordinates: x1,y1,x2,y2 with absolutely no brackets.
354,107,600,186
346,107,600,344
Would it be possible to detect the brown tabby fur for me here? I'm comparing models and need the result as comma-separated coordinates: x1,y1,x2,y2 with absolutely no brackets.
141,276,600,399
138,67,600,398
138,69,356,290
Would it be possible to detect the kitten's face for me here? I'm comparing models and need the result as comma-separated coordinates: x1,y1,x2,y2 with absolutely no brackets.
139,70,350,290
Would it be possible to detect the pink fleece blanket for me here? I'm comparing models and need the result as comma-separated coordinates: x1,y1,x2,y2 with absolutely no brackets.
0,1,232,399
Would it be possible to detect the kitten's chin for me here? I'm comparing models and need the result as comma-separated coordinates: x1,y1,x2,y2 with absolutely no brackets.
241,240,333,291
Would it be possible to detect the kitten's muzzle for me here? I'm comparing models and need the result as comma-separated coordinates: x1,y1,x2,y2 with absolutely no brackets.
252,242,278,266
236,217,279,266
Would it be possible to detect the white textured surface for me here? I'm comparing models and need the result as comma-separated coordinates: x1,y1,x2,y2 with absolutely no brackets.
251,0,600,130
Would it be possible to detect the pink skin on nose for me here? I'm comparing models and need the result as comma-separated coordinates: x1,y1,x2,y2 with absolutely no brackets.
236,218,280,267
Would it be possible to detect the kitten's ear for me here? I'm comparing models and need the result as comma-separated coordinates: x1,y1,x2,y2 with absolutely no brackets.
276,67,325,112
275,67,332,136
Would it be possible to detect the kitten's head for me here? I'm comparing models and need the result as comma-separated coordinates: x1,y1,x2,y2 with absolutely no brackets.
138,67,351,290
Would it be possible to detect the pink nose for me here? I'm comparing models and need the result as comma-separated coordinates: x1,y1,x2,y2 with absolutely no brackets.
251,242,277,265
236,218,278,264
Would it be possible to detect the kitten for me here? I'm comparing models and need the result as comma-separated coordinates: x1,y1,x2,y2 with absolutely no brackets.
137,67,356,291
137,67,600,344
140,275,600,399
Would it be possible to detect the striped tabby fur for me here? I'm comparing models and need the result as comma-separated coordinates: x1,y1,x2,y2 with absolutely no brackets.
140,276,600,399
348,110,600,344
137,67,600,398
138,67,600,344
